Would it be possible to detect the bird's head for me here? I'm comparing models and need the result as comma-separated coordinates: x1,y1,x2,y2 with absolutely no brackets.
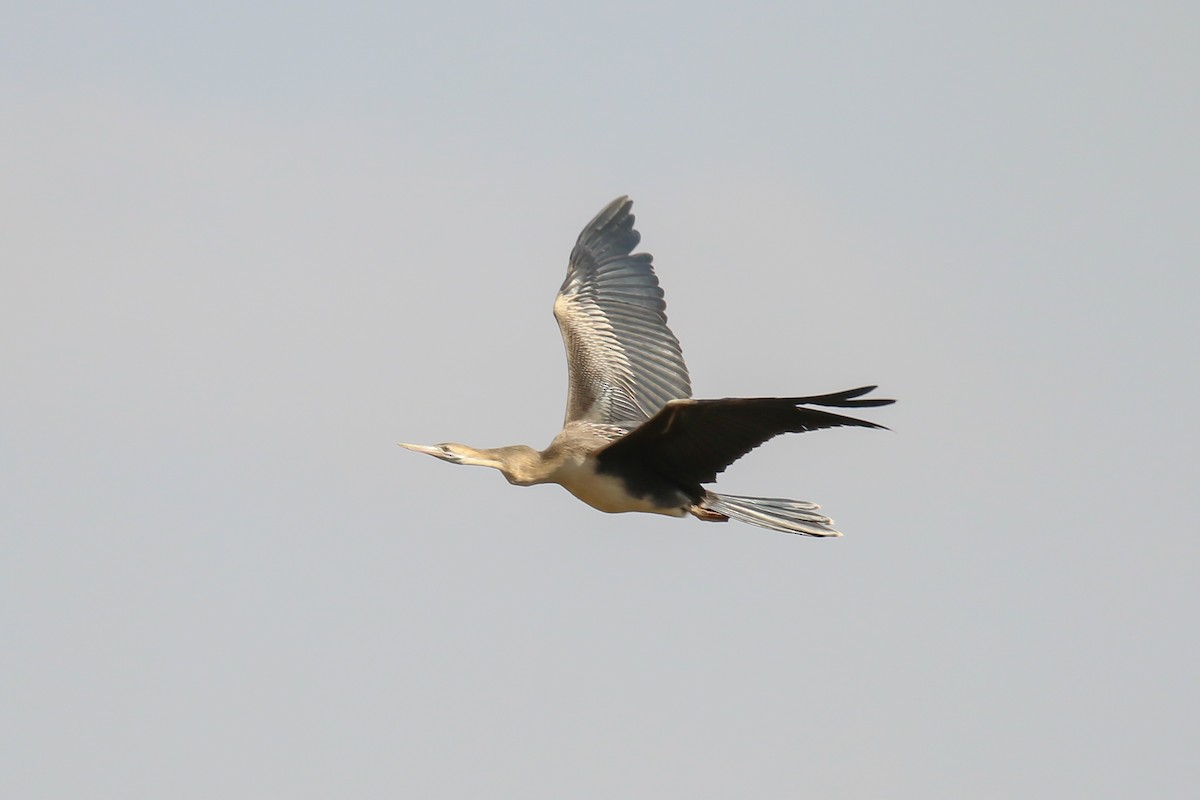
397,442,497,467
398,441,544,486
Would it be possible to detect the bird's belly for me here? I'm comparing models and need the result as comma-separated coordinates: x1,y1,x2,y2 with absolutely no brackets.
553,461,687,517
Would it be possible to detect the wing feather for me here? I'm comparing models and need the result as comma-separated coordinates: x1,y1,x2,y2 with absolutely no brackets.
554,197,692,425
595,389,894,486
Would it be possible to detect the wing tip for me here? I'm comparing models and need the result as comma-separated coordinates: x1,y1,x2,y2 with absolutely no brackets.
573,195,642,261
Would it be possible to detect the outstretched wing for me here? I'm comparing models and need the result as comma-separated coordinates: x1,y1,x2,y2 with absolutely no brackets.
554,197,692,425
595,387,894,486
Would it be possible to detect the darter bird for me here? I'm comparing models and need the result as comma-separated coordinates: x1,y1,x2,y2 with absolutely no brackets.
400,197,893,536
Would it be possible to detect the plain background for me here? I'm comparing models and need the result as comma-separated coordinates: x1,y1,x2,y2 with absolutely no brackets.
3,2,1197,797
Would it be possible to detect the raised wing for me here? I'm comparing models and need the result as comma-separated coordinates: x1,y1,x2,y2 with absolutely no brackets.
595,387,894,486
554,197,692,425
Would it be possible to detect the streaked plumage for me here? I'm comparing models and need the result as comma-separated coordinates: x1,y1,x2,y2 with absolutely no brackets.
400,197,893,536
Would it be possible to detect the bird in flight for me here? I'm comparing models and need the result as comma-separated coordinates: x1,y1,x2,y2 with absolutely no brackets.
400,197,893,536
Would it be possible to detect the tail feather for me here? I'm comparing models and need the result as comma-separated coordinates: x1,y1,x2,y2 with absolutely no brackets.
704,492,843,537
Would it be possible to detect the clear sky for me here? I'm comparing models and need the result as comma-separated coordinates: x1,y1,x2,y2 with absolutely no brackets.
3,2,1197,797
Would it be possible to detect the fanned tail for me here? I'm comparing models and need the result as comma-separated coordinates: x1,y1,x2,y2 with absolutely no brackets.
702,492,843,537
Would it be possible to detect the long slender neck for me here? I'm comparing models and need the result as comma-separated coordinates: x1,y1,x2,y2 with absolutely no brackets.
464,444,553,486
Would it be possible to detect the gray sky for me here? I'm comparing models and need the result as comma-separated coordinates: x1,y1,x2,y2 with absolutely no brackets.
3,2,1197,797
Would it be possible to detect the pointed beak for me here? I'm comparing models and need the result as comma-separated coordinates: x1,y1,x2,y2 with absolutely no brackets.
398,442,442,456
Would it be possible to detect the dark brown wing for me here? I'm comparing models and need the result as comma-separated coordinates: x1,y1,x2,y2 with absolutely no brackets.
595,386,893,486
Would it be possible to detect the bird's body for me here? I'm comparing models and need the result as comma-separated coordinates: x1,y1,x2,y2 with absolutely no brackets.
400,197,893,536
555,457,687,517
